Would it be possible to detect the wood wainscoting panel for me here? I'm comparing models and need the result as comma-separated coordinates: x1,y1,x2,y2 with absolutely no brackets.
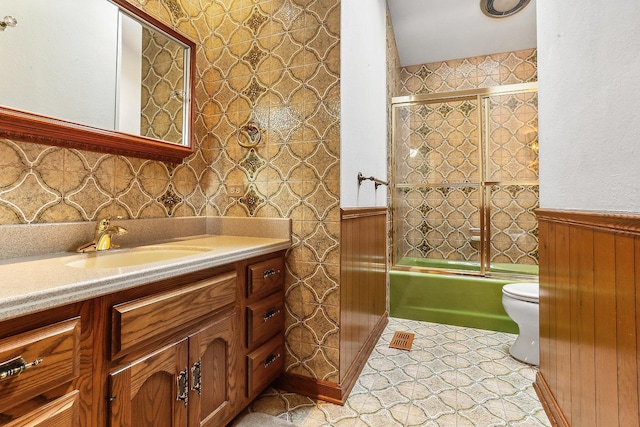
614,235,639,427
537,218,551,393
593,231,618,427
536,209,640,427
339,208,388,396
569,225,595,427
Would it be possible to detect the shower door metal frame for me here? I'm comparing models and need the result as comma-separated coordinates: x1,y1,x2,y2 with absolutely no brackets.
390,82,538,279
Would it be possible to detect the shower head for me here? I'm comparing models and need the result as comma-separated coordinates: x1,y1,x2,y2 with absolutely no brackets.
480,0,532,18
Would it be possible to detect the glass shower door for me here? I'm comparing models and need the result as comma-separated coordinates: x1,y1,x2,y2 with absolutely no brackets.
481,91,539,277
393,98,483,272
391,84,539,278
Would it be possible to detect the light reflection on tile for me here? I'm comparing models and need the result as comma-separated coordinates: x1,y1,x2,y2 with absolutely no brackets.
240,318,551,427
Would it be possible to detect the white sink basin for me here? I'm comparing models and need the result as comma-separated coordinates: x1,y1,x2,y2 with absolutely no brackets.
66,246,210,269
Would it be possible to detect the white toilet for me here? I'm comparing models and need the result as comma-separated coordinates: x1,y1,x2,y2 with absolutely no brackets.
502,282,539,366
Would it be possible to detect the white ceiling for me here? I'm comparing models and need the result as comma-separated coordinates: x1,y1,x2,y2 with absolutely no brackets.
388,0,537,67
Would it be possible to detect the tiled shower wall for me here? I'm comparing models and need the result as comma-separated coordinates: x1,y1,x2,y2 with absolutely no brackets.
0,0,341,383
399,49,537,96
393,49,538,267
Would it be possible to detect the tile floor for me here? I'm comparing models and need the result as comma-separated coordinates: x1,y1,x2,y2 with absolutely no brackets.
244,317,551,427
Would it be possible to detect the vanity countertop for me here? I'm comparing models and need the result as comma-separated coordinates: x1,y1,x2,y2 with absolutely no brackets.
0,234,290,322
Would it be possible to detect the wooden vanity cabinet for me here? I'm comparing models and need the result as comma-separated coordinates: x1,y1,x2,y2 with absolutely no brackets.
106,269,239,427
0,249,287,427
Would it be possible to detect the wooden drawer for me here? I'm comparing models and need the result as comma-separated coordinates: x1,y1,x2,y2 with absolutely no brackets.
4,390,79,427
0,318,80,413
247,292,284,348
246,335,284,397
112,271,236,357
247,256,284,299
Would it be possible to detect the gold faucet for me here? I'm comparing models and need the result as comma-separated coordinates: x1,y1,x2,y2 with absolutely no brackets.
76,216,128,253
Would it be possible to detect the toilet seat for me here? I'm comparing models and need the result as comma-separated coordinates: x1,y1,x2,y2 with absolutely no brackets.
502,282,538,303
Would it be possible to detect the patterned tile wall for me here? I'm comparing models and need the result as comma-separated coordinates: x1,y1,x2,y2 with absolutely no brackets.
0,0,342,383
399,49,537,96
140,27,185,144
393,49,539,268
199,0,342,383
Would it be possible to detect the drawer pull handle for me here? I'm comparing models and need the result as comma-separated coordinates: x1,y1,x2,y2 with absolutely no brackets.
263,269,281,279
263,309,281,322
0,356,44,382
191,359,201,395
264,353,281,368
177,368,189,407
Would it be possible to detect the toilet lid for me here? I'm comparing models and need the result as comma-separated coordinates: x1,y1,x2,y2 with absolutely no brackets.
502,282,539,303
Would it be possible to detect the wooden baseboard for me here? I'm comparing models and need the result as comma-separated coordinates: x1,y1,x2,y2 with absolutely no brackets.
534,372,569,427
276,314,388,405
274,373,343,405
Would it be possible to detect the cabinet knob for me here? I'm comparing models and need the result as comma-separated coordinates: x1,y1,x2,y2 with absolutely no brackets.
0,356,43,382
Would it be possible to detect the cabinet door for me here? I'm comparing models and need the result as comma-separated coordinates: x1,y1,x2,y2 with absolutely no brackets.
109,340,189,427
188,314,238,427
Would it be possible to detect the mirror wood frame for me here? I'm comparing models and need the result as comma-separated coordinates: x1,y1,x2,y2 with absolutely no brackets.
0,0,196,163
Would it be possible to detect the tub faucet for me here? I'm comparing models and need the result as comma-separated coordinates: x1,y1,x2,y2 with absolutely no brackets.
76,216,128,252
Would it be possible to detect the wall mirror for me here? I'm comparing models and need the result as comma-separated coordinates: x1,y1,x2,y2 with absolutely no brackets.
0,0,195,162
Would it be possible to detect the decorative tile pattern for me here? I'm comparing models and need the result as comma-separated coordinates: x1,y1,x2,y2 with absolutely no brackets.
246,7,268,34
239,185,265,216
243,77,268,104
240,318,551,427
140,27,185,144
399,49,537,96
158,185,182,215
239,149,267,179
244,44,267,70
160,0,186,21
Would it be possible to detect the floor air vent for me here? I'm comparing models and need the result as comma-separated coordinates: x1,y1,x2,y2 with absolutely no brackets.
389,331,415,351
